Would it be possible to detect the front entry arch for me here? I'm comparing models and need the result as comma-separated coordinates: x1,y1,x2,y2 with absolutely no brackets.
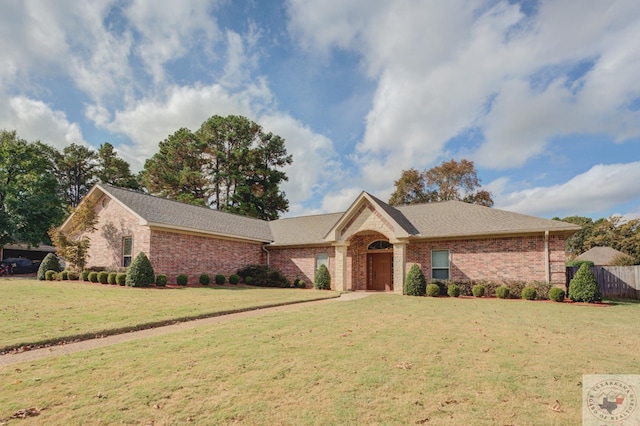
367,252,393,291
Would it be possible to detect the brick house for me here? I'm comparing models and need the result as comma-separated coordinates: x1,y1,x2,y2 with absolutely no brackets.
61,184,580,292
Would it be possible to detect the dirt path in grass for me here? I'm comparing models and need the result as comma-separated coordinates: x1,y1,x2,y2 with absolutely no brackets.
0,292,374,368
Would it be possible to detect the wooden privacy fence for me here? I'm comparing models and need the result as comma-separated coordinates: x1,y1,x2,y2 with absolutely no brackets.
566,266,640,299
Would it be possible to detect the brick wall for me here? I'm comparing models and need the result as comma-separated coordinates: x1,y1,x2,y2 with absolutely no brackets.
269,246,335,287
405,234,568,285
149,229,265,284
85,195,151,269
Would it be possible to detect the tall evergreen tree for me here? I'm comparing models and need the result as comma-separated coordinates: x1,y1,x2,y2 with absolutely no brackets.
96,142,140,190
54,143,97,207
0,130,65,246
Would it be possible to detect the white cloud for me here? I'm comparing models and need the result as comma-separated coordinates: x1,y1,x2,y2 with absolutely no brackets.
0,94,86,150
492,162,640,217
287,0,640,189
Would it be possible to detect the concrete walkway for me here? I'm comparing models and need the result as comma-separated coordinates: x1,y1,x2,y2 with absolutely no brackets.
0,292,374,368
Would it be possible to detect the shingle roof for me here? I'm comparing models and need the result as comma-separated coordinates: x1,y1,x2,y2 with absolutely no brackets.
100,185,273,242
575,246,629,265
268,212,344,246
396,200,580,238
90,184,579,246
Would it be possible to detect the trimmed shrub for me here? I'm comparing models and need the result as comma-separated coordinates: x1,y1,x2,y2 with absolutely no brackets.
428,279,447,296
236,265,289,287
566,260,594,268
229,274,240,285
472,285,485,297
81,270,90,281
294,278,306,289
531,281,552,300
549,287,565,302
45,270,57,281
237,265,270,281
199,273,210,285
568,263,602,303
156,274,167,287
447,284,460,297
60,271,69,281
38,253,61,280
214,274,225,285
68,271,79,281
126,252,155,287
314,264,331,290
245,276,254,285
116,273,127,286
404,264,426,296
496,285,510,299
98,271,109,284
177,274,188,286
426,283,440,297
88,272,99,283
108,272,117,285
521,286,537,300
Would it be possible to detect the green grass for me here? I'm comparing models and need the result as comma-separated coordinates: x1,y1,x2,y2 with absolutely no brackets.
0,279,340,351
1,294,639,424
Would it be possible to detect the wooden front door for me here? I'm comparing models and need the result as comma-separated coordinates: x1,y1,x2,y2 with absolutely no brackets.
367,253,393,291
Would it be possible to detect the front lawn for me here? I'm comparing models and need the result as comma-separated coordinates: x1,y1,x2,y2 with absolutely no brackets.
1,294,638,424
0,279,340,351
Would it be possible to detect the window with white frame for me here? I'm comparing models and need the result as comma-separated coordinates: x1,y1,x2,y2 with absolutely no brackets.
315,253,329,272
431,249,450,280
123,237,133,267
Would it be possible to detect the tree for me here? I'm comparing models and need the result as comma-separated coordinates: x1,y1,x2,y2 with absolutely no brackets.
54,143,97,207
0,130,65,247
568,263,602,303
389,159,493,207
142,115,292,220
96,143,140,190
37,253,62,281
314,264,331,290
125,252,155,287
49,199,98,270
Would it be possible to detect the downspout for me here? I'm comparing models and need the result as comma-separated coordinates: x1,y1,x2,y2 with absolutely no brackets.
262,244,270,267
544,231,550,284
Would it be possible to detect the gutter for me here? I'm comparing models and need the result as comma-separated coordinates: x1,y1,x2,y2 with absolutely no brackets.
544,230,550,283
262,244,270,267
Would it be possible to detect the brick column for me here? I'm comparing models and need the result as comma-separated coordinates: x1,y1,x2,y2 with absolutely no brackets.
333,241,350,291
393,242,406,294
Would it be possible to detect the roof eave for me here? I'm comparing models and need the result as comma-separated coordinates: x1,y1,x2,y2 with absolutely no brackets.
147,223,273,244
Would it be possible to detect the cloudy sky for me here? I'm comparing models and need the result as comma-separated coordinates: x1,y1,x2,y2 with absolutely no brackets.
1,0,639,219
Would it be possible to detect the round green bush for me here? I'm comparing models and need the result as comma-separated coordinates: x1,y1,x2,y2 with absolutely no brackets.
426,283,440,297
38,253,61,280
472,285,485,297
98,271,109,284
81,270,90,281
314,264,331,290
548,287,565,302
245,276,254,285
116,273,127,286
229,274,240,285
156,274,167,287
68,271,79,281
568,263,602,303
45,270,57,281
199,273,210,285
108,272,117,285
295,279,306,289
60,271,69,280
177,274,188,286
126,252,155,287
404,264,426,296
521,286,537,300
495,285,510,299
215,274,226,285
447,284,460,297
88,271,98,283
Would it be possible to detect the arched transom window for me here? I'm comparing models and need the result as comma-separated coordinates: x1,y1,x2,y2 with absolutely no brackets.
368,240,392,250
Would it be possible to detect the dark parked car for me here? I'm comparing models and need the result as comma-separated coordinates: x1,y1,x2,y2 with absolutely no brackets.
0,258,40,274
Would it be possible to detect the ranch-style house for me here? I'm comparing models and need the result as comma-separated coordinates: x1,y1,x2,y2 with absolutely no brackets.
61,184,580,292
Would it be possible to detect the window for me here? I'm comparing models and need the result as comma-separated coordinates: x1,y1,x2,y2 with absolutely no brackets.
431,250,450,280
315,253,329,272
123,237,133,267
367,240,392,250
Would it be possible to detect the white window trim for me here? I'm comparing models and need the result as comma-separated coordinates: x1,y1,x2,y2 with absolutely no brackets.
123,236,133,267
315,253,329,272
431,249,450,280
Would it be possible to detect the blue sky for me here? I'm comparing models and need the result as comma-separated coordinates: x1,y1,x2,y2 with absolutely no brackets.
1,0,639,220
